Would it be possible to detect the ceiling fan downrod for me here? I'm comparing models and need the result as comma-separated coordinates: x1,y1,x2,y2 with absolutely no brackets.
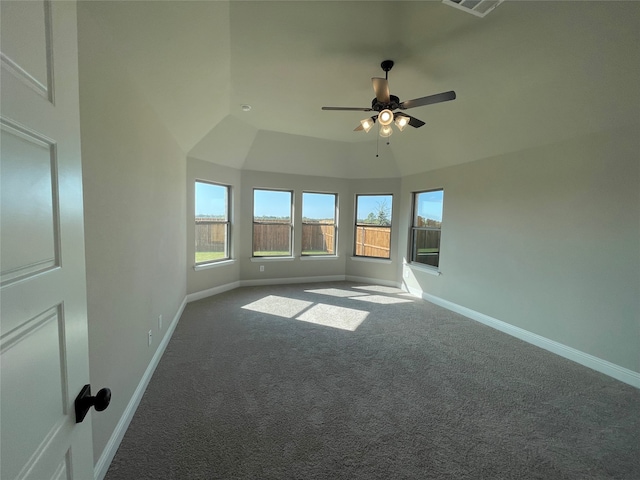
380,59,394,80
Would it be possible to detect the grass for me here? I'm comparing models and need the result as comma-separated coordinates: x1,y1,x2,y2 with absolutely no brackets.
197,251,333,262
195,251,227,263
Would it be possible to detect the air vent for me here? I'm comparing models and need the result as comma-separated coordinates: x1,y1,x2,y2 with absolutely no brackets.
442,0,504,17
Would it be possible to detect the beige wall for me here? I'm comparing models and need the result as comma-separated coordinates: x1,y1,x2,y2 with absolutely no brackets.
399,128,640,373
78,5,187,465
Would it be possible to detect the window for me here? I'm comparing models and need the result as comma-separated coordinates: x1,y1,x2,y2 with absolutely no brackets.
195,181,230,264
410,189,444,268
354,194,393,259
302,192,337,256
253,189,293,257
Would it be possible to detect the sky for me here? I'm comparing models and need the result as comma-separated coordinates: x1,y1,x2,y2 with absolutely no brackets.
197,185,442,222
355,195,393,221
195,182,227,217
416,190,444,222
253,190,292,218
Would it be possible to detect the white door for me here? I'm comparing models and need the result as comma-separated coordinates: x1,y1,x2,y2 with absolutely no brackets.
1,1,95,479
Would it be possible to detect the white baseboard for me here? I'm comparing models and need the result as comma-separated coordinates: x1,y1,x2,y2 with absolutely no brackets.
186,281,241,303
185,276,400,301
346,275,402,289
407,286,640,389
240,275,346,287
94,279,639,479
94,297,187,480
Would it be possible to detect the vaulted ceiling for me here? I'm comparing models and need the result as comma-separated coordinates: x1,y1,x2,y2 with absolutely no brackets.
81,1,639,178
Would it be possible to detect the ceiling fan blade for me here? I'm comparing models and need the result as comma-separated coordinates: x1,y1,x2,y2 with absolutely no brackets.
399,90,456,110
322,106,373,111
406,115,425,128
372,77,390,104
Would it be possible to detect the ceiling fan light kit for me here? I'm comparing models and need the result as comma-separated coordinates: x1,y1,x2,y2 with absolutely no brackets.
379,124,394,138
360,118,374,133
378,109,394,126
322,60,456,139
395,115,409,131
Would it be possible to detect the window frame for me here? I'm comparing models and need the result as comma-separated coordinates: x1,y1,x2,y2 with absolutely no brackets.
301,191,338,257
252,188,294,258
409,188,444,270
194,180,231,266
353,193,393,260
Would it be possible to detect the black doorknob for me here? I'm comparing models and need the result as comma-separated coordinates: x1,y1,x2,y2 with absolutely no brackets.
75,384,112,423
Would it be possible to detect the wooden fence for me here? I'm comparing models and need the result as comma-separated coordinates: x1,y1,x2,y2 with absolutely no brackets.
302,223,335,254
253,223,291,253
355,225,391,258
195,220,226,252
198,218,390,257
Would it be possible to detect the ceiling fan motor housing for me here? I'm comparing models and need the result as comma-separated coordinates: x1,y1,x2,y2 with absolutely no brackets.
371,94,400,112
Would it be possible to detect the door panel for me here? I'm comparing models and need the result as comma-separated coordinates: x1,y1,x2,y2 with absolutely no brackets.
0,1,95,479
0,0,52,100
1,121,59,285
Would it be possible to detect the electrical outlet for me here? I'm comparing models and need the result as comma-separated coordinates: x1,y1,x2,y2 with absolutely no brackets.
158,314,163,330
260,265,264,272
404,269,409,278
148,330,152,347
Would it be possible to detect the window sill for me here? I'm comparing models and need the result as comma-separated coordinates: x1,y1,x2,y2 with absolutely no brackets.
350,256,392,264
300,255,339,261
194,259,235,271
250,256,295,262
406,262,441,276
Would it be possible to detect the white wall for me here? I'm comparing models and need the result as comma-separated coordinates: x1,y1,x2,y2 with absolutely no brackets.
398,128,640,373
187,157,241,294
186,160,405,291
346,177,402,284
77,5,187,466
239,169,351,282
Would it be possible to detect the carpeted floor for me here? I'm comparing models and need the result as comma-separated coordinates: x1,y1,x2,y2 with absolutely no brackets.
106,282,640,479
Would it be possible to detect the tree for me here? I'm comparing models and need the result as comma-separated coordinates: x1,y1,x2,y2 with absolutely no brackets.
375,199,391,226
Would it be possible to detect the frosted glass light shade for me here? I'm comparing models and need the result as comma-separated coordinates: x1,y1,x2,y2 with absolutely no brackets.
378,109,393,126
360,118,374,133
395,115,409,131
379,124,393,137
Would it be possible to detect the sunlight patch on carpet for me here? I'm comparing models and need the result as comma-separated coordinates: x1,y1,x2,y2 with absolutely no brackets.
351,295,413,305
241,295,313,319
304,288,368,298
241,296,368,331
353,285,404,294
295,304,369,331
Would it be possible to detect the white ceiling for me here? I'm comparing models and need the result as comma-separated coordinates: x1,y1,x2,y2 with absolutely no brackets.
81,1,640,178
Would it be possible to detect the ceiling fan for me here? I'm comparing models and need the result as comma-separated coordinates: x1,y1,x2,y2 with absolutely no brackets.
322,60,456,137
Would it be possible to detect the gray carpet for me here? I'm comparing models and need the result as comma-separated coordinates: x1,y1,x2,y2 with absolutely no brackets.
106,282,640,479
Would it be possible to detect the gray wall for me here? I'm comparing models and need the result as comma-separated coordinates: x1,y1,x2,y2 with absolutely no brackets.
78,5,187,464
398,128,640,373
